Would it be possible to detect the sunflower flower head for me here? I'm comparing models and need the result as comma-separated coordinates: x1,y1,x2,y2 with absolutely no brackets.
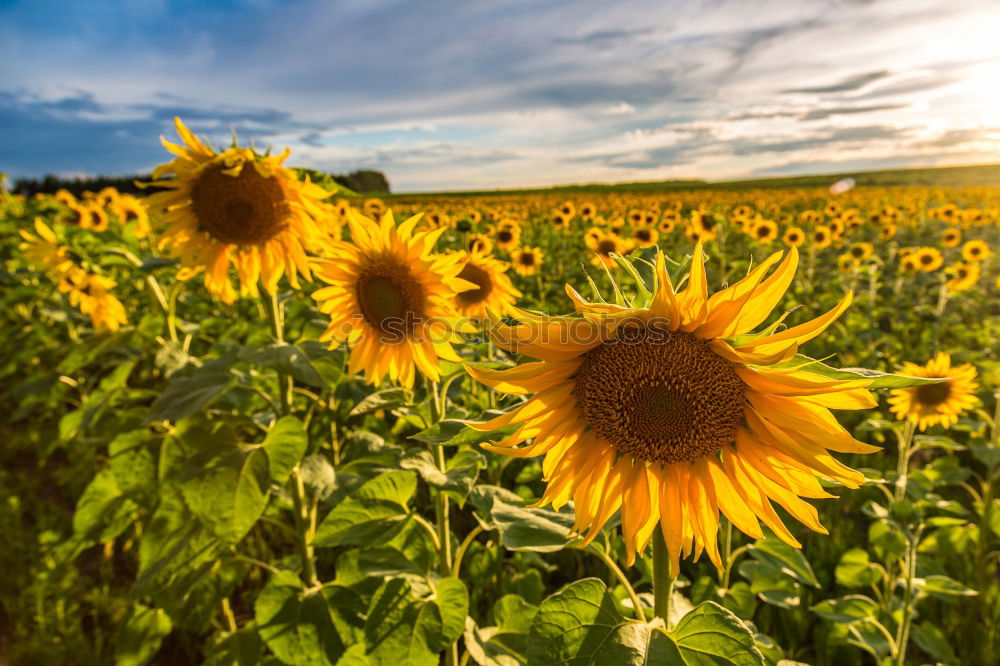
889,353,978,430
469,244,879,569
144,117,331,303
312,208,475,388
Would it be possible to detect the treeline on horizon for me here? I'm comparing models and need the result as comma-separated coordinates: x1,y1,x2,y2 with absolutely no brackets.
10,168,391,197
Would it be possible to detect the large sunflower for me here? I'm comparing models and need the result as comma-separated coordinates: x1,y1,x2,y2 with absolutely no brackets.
889,353,978,430
467,245,877,569
452,250,522,319
312,209,474,388
145,117,330,303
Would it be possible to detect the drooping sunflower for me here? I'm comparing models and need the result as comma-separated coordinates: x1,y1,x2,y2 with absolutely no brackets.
312,209,474,388
468,245,877,568
945,261,979,292
889,353,978,430
782,226,805,248
512,247,544,276
962,239,990,263
144,117,330,303
452,250,522,319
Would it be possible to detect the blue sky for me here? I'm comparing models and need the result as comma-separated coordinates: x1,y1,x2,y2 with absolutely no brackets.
2,0,999,191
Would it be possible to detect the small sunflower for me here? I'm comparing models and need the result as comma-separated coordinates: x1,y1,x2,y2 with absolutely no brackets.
782,226,805,248
659,215,678,234
587,231,633,268
811,225,832,249
889,353,978,430
941,229,962,248
452,250,522,319
512,246,544,276
879,223,897,241
962,239,990,263
467,233,493,254
488,222,521,252
145,118,330,303
559,201,576,219
61,271,129,332
468,245,877,567
945,261,979,292
632,226,659,249
312,209,474,388
914,247,944,272
580,203,596,220
19,218,76,275
848,242,874,261
751,219,779,244
693,212,719,240
113,195,152,238
837,254,860,272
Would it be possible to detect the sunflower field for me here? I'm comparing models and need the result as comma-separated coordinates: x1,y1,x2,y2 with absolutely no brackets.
2,119,999,666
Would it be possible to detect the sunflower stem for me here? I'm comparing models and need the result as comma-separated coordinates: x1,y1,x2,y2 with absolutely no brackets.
426,378,456,665
894,419,916,502
652,526,675,628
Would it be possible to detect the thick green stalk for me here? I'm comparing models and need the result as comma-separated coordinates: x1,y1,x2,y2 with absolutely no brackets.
652,526,676,627
894,420,916,501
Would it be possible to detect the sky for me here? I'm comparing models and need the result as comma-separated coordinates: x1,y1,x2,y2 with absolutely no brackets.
1,0,999,191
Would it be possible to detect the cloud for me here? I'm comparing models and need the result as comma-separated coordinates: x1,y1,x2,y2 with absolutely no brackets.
783,70,891,94
800,103,908,120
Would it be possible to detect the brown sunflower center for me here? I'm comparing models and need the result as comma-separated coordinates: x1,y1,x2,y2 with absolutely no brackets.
498,230,514,243
851,246,864,257
456,262,493,306
920,254,933,265
636,230,651,242
597,239,617,256
757,225,771,238
915,380,951,406
518,252,535,266
191,163,290,245
574,330,746,463
356,259,424,334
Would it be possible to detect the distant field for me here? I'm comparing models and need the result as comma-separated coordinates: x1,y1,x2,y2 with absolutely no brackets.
397,162,1000,197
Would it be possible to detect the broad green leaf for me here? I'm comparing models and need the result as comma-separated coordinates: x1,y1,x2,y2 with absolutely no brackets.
666,602,764,666
737,560,801,609
240,342,327,388
810,595,878,623
109,429,159,506
314,470,416,547
748,536,820,587
469,486,574,552
73,468,139,543
722,582,758,620
262,415,308,485
361,577,462,665
915,575,977,599
202,625,264,666
432,578,471,650
115,604,173,666
400,448,485,504
771,354,945,389
349,387,410,416
148,371,234,423
410,420,520,447
255,571,355,666
835,549,881,588
180,448,270,544
526,579,763,665
910,621,957,663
